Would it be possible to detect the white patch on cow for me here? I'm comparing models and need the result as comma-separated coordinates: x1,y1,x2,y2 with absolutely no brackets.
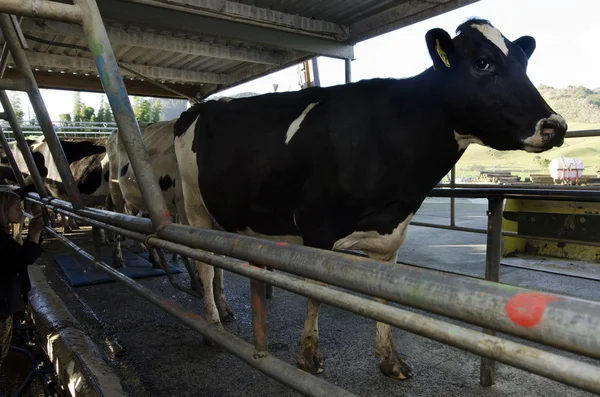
332,213,414,261
285,102,319,145
454,131,484,151
522,114,567,152
472,24,508,56
238,227,304,245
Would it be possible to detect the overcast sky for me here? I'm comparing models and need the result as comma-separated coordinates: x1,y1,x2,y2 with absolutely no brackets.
7,0,600,120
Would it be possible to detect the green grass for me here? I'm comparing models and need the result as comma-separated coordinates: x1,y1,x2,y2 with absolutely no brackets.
455,122,600,178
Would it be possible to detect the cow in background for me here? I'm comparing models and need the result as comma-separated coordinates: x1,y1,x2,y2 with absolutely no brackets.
173,18,566,379
105,121,191,274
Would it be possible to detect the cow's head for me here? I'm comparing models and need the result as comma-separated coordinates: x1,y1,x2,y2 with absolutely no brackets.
426,18,566,153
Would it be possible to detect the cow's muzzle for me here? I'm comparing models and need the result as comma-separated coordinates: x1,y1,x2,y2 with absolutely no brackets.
522,114,567,153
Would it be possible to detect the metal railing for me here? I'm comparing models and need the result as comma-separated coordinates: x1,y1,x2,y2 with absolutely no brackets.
0,120,117,141
1,3,600,396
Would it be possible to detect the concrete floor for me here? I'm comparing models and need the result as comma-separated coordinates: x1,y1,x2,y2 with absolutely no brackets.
35,198,600,397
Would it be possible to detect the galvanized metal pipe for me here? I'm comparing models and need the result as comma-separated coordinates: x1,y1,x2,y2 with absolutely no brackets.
0,0,84,24
38,196,153,235
0,14,83,208
450,166,456,227
73,0,172,230
0,90,47,196
480,197,503,387
250,265,269,352
158,222,600,360
43,226,357,397
0,124,26,186
344,58,351,83
566,129,600,138
148,237,600,395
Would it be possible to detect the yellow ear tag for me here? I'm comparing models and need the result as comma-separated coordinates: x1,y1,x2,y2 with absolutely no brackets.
435,39,451,68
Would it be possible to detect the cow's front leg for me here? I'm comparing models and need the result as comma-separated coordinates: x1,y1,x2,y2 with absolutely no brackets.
375,302,412,380
197,262,222,343
298,282,324,375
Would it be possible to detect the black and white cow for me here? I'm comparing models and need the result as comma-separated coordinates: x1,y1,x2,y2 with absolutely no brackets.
1,137,110,231
106,121,189,269
173,19,567,379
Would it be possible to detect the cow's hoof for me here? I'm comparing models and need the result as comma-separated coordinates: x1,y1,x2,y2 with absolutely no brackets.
379,352,413,380
217,303,235,323
112,256,125,269
297,346,324,375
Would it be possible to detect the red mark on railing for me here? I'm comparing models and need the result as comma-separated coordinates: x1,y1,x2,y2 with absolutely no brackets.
275,242,287,247
231,236,240,250
505,292,560,327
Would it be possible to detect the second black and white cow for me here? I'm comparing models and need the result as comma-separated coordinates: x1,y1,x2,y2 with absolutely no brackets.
173,18,567,380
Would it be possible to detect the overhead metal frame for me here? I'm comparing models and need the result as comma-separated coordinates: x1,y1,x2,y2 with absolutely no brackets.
0,0,480,100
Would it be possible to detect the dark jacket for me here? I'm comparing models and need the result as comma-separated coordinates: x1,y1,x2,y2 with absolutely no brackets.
0,229,43,318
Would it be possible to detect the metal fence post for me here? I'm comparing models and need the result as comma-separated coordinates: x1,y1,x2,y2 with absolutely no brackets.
73,0,171,230
450,166,456,227
0,14,84,208
480,197,503,386
0,90,47,196
345,59,352,83
250,264,269,353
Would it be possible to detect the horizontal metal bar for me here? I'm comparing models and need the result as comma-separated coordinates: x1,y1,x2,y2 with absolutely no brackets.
429,187,600,202
0,0,83,24
148,237,600,395
157,222,600,360
22,51,230,85
42,225,357,397
410,221,600,248
0,78,28,91
435,183,600,191
566,129,600,138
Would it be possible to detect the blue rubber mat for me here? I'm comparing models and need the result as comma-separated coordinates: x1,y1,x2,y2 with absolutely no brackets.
54,246,182,287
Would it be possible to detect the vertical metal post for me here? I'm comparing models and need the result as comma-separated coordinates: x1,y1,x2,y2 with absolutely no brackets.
250,265,269,353
73,0,171,230
0,90,47,196
345,58,352,84
0,14,83,207
450,166,456,227
480,197,503,386
310,58,321,87
0,124,26,186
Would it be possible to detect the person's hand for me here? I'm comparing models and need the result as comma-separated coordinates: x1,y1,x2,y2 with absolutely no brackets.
28,216,44,242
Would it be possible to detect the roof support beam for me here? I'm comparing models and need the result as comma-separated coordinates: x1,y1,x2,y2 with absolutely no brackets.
121,0,348,39
2,68,211,99
0,0,83,25
21,19,287,65
349,0,480,44
97,0,355,60
20,51,231,84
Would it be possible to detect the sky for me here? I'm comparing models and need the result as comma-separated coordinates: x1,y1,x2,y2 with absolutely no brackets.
6,0,600,120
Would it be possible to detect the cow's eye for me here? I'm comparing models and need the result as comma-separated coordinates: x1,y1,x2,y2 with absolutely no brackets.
475,59,491,71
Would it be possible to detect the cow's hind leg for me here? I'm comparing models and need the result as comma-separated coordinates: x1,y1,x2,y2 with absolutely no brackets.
213,267,234,322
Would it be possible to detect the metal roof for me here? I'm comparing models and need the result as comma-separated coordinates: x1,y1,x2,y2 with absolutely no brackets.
2,0,479,100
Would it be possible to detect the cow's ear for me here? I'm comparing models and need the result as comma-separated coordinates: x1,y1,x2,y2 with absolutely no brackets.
513,35,536,59
425,28,455,70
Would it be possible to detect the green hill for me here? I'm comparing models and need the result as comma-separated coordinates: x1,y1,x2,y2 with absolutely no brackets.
456,85,600,178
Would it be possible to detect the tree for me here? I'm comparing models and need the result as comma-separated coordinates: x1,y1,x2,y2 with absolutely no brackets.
73,92,83,122
59,113,72,122
96,96,106,122
102,99,114,122
132,96,152,122
7,92,24,122
150,98,162,122
81,106,96,122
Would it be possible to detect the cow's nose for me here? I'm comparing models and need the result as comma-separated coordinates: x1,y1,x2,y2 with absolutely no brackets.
540,114,568,139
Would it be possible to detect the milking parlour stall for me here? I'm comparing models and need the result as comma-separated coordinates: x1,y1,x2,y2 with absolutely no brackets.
0,1,599,396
